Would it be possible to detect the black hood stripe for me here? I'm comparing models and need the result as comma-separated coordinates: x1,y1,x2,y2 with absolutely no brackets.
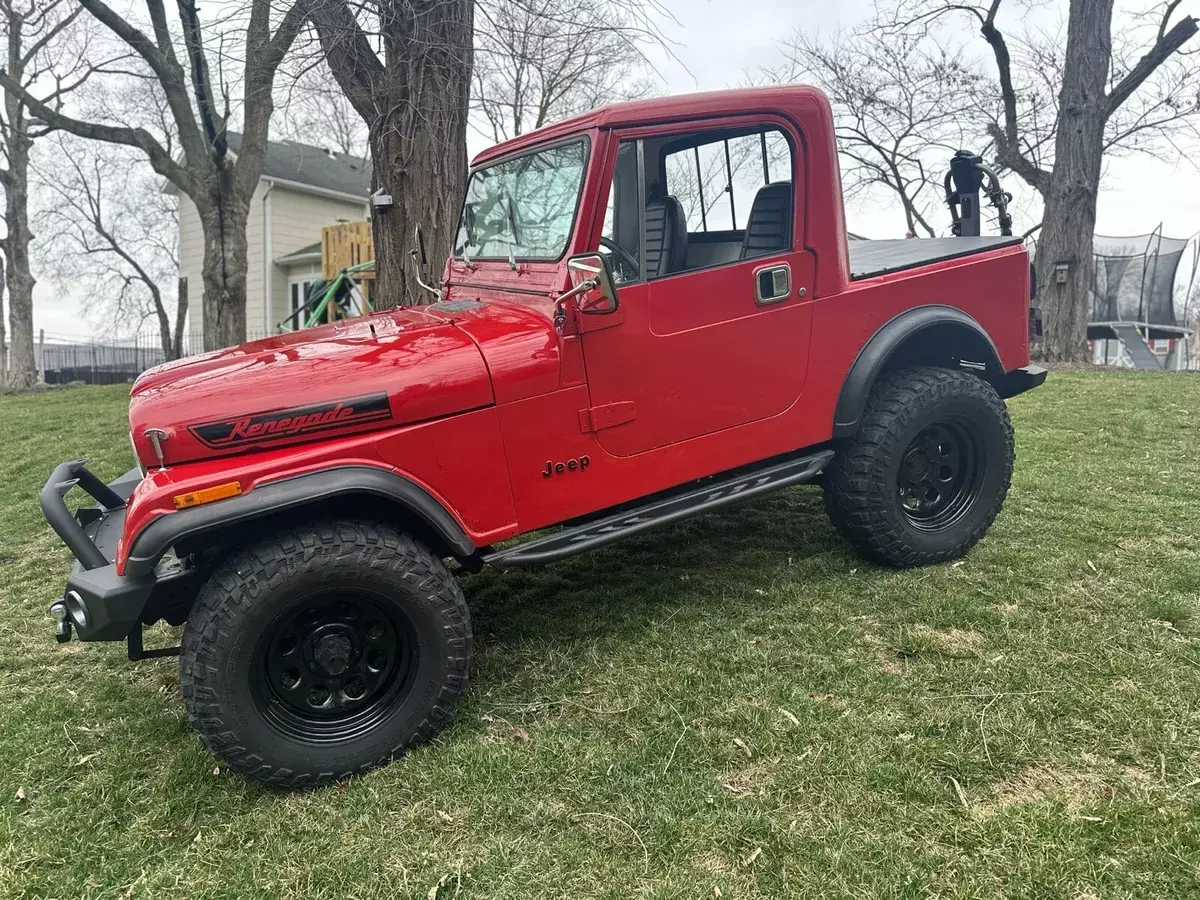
188,393,392,449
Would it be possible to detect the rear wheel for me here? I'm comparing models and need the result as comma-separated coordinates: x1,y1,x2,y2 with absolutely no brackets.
822,366,1014,567
180,521,471,787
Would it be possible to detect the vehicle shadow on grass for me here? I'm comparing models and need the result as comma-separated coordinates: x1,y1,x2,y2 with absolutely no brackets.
460,484,851,651
30,486,849,802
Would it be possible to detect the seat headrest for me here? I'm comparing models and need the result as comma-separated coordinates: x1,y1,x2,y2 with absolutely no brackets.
740,182,792,260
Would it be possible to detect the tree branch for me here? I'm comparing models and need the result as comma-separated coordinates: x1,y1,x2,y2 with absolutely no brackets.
144,0,182,64
77,0,169,82
175,0,224,151
1104,13,1198,118
19,5,82,67
76,0,205,161
237,0,309,195
978,0,1051,193
0,68,191,191
304,0,387,123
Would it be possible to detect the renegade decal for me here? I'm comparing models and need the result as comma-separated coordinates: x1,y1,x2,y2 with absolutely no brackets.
189,394,392,449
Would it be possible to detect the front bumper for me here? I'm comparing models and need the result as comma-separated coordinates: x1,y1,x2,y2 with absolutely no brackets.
995,364,1048,399
42,461,157,642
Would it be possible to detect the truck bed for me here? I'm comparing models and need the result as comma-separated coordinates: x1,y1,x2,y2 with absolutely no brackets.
849,236,1023,281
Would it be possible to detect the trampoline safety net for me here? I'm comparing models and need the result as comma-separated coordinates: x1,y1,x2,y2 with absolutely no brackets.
1091,231,1194,327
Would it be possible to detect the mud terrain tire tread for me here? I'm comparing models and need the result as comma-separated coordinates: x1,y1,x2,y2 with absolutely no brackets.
179,520,472,788
823,366,1014,568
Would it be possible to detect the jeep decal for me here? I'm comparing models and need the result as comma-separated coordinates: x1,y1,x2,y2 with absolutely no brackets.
189,394,392,449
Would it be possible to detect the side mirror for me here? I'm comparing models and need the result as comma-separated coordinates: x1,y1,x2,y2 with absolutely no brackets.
565,253,619,315
413,224,428,268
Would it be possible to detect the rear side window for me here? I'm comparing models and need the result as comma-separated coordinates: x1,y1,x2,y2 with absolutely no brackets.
664,127,791,233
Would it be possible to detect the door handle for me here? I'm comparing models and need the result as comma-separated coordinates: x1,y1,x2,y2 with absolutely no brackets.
754,263,791,305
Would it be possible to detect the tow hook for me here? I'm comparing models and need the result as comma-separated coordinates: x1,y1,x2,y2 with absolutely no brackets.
50,600,72,643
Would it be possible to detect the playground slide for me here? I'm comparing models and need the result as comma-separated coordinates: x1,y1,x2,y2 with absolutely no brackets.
1110,323,1163,370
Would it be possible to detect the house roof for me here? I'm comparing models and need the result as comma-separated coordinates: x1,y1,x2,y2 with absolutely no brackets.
226,132,372,199
275,241,323,266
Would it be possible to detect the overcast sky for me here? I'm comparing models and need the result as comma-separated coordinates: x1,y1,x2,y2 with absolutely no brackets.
29,0,1200,340
650,0,1200,242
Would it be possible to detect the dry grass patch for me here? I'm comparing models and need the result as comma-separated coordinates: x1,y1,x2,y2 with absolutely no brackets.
913,626,985,657
692,852,734,877
858,630,907,675
981,764,1108,816
978,755,1158,818
717,762,774,799
864,624,985,669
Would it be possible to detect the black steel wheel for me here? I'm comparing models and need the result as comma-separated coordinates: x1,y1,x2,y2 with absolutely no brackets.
253,590,417,743
895,420,983,532
180,521,472,788
823,366,1014,567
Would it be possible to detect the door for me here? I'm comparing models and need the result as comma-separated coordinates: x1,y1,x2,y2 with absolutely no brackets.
579,120,815,458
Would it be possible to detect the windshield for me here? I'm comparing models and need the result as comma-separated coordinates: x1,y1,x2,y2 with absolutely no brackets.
454,139,588,262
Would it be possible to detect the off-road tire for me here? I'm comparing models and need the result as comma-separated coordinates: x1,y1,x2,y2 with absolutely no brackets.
822,366,1014,567
179,520,472,788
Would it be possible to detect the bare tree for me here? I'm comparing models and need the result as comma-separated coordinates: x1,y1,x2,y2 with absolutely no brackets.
472,0,657,143
0,0,91,386
37,135,185,359
0,0,308,351
894,0,1199,360
274,56,368,157
770,21,990,238
304,0,669,310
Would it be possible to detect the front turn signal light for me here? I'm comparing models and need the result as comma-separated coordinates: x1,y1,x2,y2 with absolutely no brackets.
173,481,242,510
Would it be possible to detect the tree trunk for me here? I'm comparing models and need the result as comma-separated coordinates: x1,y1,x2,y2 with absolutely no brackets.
196,177,250,351
4,128,37,388
369,1,473,309
1033,0,1113,362
173,276,189,360
152,285,173,361
1034,186,1100,362
0,255,7,379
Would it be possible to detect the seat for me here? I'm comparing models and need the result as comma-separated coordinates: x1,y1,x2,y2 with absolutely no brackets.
643,195,688,278
740,182,793,260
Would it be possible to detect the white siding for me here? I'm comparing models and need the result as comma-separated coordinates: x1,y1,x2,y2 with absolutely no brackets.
245,182,267,338
178,182,369,343
266,189,370,332
178,191,205,343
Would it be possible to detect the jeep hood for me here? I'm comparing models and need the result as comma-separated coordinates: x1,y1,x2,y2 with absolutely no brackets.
130,307,494,467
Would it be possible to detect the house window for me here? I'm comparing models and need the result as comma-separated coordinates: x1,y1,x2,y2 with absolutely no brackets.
289,280,311,330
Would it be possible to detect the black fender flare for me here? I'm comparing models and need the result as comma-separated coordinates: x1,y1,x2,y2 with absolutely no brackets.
125,466,476,577
833,305,1003,439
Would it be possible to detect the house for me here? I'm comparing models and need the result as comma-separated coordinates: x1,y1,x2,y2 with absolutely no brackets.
175,134,372,341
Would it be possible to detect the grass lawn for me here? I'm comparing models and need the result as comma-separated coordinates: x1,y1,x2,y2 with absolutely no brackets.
0,371,1198,899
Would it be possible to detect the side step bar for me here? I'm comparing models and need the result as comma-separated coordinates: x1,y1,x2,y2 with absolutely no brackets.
484,449,835,569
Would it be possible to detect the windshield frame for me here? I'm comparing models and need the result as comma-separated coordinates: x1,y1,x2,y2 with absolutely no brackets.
454,135,592,265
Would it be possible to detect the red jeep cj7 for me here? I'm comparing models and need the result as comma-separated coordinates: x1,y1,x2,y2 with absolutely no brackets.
42,87,1045,786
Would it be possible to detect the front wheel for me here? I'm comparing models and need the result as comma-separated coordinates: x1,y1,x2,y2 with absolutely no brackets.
822,366,1014,567
180,521,472,787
